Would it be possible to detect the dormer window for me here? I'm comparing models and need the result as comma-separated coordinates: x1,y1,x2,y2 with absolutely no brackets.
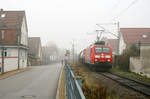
1,13,6,18
142,34,147,38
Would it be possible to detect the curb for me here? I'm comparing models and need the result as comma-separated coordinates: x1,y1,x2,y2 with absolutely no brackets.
0,67,31,80
56,65,64,99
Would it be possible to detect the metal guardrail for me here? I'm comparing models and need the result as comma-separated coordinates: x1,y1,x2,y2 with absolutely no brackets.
65,63,86,99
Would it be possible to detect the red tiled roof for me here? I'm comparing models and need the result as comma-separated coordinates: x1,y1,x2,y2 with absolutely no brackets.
108,39,118,52
120,28,150,44
0,10,27,46
0,10,25,29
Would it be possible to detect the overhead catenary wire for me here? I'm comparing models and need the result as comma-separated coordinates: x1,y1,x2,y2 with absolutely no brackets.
113,0,139,21
96,0,140,37
96,24,118,38
108,0,121,16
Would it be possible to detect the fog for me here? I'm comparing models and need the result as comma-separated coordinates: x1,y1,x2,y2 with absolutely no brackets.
0,0,150,52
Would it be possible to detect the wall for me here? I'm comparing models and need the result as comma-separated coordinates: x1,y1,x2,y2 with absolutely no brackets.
140,45,150,78
19,49,28,68
0,48,28,73
119,33,126,55
130,45,150,78
4,58,18,72
0,48,18,72
20,16,28,68
0,29,17,44
21,17,28,46
28,56,41,66
130,57,142,74
38,42,42,61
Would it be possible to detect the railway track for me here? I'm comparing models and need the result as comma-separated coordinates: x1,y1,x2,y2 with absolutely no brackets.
99,72,150,97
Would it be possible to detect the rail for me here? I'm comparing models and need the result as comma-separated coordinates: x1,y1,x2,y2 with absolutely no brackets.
100,72,150,97
65,63,86,99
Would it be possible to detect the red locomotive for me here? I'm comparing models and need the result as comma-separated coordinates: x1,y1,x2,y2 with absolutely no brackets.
79,41,112,71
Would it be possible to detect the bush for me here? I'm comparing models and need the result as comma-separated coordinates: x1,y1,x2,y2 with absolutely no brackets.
82,82,107,99
117,44,140,71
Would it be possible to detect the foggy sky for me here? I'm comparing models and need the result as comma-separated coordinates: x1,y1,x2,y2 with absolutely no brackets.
0,0,150,52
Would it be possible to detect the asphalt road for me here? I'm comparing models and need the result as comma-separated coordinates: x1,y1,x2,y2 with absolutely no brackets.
0,63,62,99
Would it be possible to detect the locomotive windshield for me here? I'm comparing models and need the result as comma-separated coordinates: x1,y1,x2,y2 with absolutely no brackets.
95,47,110,53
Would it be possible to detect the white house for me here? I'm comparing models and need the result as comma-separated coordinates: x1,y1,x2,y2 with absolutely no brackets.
0,9,28,73
119,28,150,55
130,31,150,78
119,28,150,77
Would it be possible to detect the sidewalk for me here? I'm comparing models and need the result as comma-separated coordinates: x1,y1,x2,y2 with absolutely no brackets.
56,66,65,99
0,67,30,80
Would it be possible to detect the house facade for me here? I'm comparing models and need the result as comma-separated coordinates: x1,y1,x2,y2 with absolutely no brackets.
120,28,150,77
119,28,150,55
41,44,59,65
0,9,28,73
130,32,150,77
28,37,42,66
41,46,50,65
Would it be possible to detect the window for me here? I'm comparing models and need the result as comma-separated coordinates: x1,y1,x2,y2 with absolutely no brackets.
95,47,103,53
95,47,110,53
1,30,5,40
142,34,147,38
7,48,11,56
1,13,6,18
103,47,110,53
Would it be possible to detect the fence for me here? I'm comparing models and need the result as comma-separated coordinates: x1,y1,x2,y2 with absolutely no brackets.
65,63,86,99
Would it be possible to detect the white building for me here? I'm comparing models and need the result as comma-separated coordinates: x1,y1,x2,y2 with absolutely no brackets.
118,28,150,77
0,9,28,73
119,28,150,55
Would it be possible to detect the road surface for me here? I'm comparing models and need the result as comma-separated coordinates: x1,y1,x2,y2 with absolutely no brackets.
0,63,62,99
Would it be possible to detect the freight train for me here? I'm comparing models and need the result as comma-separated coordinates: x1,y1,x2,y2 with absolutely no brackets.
79,41,112,71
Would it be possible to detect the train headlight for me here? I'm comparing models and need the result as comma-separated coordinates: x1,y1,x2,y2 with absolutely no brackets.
107,59,110,62
95,55,100,58
105,55,111,58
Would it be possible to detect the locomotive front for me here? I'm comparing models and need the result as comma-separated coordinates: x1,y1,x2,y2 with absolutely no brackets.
93,45,112,63
90,43,113,71
79,41,113,71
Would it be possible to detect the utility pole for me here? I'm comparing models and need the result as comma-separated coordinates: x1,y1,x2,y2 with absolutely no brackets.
96,21,120,67
117,22,120,56
72,41,75,65
1,47,4,74
116,22,120,67
1,30,5,74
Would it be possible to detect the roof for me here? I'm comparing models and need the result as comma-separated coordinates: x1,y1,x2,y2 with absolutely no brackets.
120,28,150,44
108,39,118,52
0,10,25,29
28,37,41,57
